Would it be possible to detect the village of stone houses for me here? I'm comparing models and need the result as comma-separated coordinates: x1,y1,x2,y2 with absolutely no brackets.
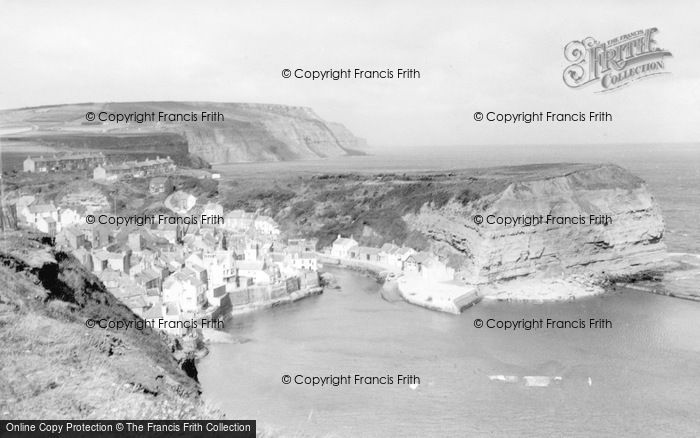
7,152,472,348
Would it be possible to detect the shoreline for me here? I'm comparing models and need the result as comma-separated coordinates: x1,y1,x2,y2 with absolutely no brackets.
228,285,323,316
209,253,695,326
317,254,395,280
193,286,324,351
320,255,483,314
319,254,611,313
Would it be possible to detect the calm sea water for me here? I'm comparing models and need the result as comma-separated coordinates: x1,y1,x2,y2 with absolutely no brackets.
197,144,700,437
199,269,700,437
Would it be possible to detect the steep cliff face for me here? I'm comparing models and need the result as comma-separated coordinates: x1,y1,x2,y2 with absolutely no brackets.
183,105,361,163
404,164,666,282
0,102,366,164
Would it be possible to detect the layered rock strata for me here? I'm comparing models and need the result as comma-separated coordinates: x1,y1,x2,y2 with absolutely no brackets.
405,164,666,283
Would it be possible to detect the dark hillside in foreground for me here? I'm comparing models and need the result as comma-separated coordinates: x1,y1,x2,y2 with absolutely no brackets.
0,231,219,419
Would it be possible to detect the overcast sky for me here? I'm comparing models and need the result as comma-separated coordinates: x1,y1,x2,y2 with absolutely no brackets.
1,0,699,147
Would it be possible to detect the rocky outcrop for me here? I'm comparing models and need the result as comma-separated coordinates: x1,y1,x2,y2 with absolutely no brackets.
405,163,667,283
0,102,366,164
227,162,665,287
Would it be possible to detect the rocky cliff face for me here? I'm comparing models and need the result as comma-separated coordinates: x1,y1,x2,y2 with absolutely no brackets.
225,162,666,285
404,164,667,282
183,104,363,163
0,102,366,165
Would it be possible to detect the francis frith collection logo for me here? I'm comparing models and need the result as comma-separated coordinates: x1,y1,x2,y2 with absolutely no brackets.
563,28,672,92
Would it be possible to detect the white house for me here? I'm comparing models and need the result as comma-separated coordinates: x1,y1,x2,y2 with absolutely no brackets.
202,250,235,287
184,264,208,287
23,202,58,230
280,245,318,273
244,241,259,261
237,260,271,285
106,251,130,273
353,246,381,263
254,216,280,236
15,195,36,219
58,207,81,229
291,252,318,271
379,243,399,267
36,215,58,236
383,246,416,270
23,156,37,173
93,165,117,182
91,249,111,273
330,235,358,259
224,210,255,231
185,253,205,271
144,300,186,336
162,270,206,313
165,191,197,214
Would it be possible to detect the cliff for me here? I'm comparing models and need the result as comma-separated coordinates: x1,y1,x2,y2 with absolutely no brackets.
405,163,667,282
226,163,666,283
0,102,366,164
0,231,218,419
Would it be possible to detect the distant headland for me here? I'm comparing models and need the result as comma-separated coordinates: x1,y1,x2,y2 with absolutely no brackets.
0,101,367,165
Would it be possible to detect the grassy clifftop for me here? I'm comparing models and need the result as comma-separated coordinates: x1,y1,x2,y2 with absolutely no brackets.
220,162,640,250
0,231,219,419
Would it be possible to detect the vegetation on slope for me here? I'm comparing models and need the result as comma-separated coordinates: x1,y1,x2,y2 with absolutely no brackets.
218,163,636,251
0,231,220,420
218,171,499,249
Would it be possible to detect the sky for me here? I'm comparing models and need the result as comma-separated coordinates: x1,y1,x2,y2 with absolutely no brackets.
1,0,699,147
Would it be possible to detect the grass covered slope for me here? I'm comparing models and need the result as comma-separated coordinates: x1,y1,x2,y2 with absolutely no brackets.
221,163,636,248
0,232,219,419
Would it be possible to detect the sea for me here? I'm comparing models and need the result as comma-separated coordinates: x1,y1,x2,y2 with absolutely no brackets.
3,143,699,436
198,144,700,437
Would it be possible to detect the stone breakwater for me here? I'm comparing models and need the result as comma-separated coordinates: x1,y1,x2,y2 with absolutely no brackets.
394,275,481,314
406,163,667,284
